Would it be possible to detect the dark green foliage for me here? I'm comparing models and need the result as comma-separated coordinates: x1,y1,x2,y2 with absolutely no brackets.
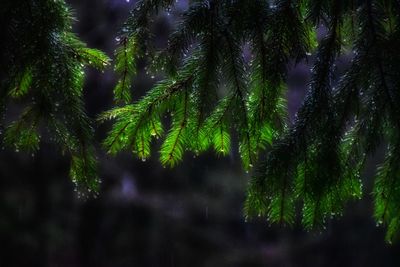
114,36,137,103
103,0,400,242
105,0,314,168
3,0,400,243
1,0,109,196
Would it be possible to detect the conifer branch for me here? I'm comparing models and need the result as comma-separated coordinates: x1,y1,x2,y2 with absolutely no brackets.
2,0,109,195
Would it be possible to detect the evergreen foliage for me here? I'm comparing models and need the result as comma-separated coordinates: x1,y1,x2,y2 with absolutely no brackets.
103,0,400,242
1,0,110,196
3,0,400,243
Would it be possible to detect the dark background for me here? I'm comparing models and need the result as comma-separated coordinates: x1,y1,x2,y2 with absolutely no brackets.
0,0,399,266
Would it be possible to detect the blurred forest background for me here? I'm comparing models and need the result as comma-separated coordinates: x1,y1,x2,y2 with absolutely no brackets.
1,0,400,266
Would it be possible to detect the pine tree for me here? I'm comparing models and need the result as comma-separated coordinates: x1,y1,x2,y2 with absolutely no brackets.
1,0,109,196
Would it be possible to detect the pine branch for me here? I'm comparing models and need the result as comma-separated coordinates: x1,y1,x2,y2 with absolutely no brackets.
102,0,400,242
2,0,109,195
